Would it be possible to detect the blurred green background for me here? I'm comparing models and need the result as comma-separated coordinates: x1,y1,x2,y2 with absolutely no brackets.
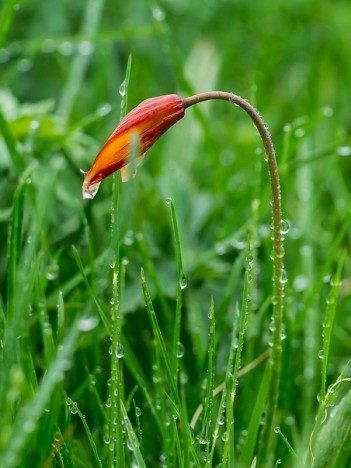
1,0,351,466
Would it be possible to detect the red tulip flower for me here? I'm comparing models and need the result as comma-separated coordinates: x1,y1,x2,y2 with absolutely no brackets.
82,94,185,199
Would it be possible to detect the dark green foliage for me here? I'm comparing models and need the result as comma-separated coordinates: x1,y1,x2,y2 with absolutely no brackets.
1,0,351,466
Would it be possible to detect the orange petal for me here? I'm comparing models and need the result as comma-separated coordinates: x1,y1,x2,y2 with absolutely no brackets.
82,94,185,199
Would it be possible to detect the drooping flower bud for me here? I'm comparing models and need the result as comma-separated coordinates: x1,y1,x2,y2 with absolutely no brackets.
82,94,185,199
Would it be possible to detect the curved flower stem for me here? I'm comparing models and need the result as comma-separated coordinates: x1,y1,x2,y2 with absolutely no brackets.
183,92,285,462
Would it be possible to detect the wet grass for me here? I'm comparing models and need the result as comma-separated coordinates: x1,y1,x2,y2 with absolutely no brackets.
1,1,351,466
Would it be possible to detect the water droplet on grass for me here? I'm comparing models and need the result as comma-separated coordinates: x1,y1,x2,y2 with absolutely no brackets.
222,431,229,442
176,341,185,358
46,263,59,280
280,219,290,234
77,316,98,332
337,146,351,157
135,406,141,416
58,41,75,56
318,349,324,359
78,40,94,55
293,275,308,292
115,342,125,358
279,270,288,284
152,5,165,21
294,128,305,138
30,119,40,131
119,80,126,96
180,274,188,290
218,414,226,425
97,103,112,116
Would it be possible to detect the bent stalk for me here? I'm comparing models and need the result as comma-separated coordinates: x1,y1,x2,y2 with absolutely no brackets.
183,92,285,463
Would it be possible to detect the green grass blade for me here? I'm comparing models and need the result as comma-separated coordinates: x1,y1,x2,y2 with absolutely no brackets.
200,296,215,464
320,249,347,401
6,165,35,320
140,268,179,405
56,0,105,118
75,405,103,467
56,291,65,345
238,364,271,466
133,399,145,459
120,400,146,468
167,198,185,385
0,323,80,467
223,236,251,467
108,53,132,468
71,245,111,334
0,107,24,172
312,381,351,467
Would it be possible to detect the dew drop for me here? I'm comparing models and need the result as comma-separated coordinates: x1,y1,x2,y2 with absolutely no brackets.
318,349,324,360
97,103,112,116
77,40,94,55
127,437,135,451
77,316,99,332
294,128,305,138
275,245,285,258
218,414,226,425
104,434,110,444
279,270,288,284
177,341,185,358
274,426,280,434
105,398,112,408
115,342,125,358
119,80,126,96
199,436,209,445
70,404,78,414
293,275,308,292
82,182,100,200
58,41,75,56
178,371,187,385
180,274,188,290
337,146,351,157
135,406,141,417
152,5,165,21
280,219,290,235
221,431,229,442
29,119,40,131
322,106,333,117
66,397,73,406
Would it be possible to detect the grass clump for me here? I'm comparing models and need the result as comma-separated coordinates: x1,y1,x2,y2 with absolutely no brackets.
1,1,351,466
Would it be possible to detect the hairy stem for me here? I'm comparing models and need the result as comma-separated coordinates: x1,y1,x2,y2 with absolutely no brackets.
183,92,285,463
